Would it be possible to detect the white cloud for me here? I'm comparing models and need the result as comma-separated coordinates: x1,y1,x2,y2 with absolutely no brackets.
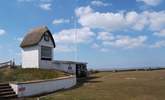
75,6,165,33
17,0,34,2
97,32,115,41
95,30,148,49
40,0,52,2
91,43,100,49
52,19,70,25
154,29,165,37
91,43,110,52
102,35,147,48
151,40,165,48
18,0,53,10
54,45,76,52
91,0,110,7
0,29,6,36
18,0,52,2
78,11,126,31
125,11,149,31
100,48,109,52
136,0,162,6
75,6,93,17
75,6,127,31
15,52,21,58
146,11,165,31
39,3,51,10
53,27,95,44
17,37,23,42
53,27,95,52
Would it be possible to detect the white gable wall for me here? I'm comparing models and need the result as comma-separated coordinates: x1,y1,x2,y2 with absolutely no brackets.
39,32,54,48
38,32,54,69
22,46,39,68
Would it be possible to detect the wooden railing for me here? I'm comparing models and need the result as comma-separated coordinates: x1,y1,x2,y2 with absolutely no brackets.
0,60,14,68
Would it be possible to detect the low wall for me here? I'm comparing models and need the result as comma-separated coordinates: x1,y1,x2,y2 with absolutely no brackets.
39,60,77,74
10,75,76,97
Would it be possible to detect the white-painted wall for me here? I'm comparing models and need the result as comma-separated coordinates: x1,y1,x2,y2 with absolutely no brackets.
51,62,76,74
37,61,77,74
22,32,54,69
22,46,39,68
10,84,18,94
39,32,54,48
21,32,86,75
38,32,54,69
10,75,76,97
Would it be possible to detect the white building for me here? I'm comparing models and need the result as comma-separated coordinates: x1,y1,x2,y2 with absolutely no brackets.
20,26,87,77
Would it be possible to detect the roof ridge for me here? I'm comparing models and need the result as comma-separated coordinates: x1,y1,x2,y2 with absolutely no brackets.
20,26,56,48
27,26,48,34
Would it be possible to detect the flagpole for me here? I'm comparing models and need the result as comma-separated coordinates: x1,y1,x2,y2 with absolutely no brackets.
74,15,78,61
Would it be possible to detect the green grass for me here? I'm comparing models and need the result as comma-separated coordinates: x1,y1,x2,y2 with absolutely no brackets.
0,68,68,83
25,70,165,100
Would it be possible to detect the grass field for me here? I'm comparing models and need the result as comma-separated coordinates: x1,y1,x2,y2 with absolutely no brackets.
0,68,67,82
25,70,165,100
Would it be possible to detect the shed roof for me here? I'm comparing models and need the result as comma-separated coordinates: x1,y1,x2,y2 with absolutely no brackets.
53,60,87,65
20,26,56,48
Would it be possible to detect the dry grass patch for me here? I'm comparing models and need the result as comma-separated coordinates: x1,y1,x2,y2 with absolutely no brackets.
0,68,68,83
18,70,165,100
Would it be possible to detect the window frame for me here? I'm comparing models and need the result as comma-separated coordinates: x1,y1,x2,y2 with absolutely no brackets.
44,34,50,42
41,46,52,61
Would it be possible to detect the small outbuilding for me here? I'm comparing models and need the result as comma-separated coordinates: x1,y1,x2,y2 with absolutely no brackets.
20,26,87,77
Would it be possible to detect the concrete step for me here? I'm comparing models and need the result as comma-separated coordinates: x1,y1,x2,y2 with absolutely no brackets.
0,86,10,89
0,83,17,99
0,88,13,92
0,94,17,99
0,83,9,86
0,91,15,96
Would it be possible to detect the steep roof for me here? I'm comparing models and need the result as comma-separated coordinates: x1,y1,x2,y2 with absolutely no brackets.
20,26,56,48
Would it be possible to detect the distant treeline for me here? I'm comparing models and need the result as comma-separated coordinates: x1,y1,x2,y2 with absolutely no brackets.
89,67,165,73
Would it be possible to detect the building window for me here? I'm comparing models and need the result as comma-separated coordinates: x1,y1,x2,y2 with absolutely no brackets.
41,46,52,60
44,34,49,41
68,65,72,70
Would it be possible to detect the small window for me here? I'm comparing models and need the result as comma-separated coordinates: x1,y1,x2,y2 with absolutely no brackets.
68,65,72,70
41,46,52,60
44,34,49,41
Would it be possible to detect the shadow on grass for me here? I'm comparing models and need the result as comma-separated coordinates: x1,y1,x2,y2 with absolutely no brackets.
77,76,101,84
65,75,102,91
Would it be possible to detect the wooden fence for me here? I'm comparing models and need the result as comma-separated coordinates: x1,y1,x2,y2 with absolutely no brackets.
0,60,14,68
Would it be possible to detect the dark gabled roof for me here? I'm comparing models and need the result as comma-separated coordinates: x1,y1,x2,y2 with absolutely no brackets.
20,26,56,48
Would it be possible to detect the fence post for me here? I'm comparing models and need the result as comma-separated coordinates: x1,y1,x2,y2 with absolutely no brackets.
10,60,12,68
0,61,13,68
12,59,15,68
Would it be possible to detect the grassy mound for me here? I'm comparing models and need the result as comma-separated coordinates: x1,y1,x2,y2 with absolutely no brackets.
0,68,68,83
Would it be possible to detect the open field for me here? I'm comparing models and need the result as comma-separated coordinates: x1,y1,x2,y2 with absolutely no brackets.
24,70,165,100
0,68,67,82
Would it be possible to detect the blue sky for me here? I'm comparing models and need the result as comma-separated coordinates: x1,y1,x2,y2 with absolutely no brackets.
0,0,165,69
